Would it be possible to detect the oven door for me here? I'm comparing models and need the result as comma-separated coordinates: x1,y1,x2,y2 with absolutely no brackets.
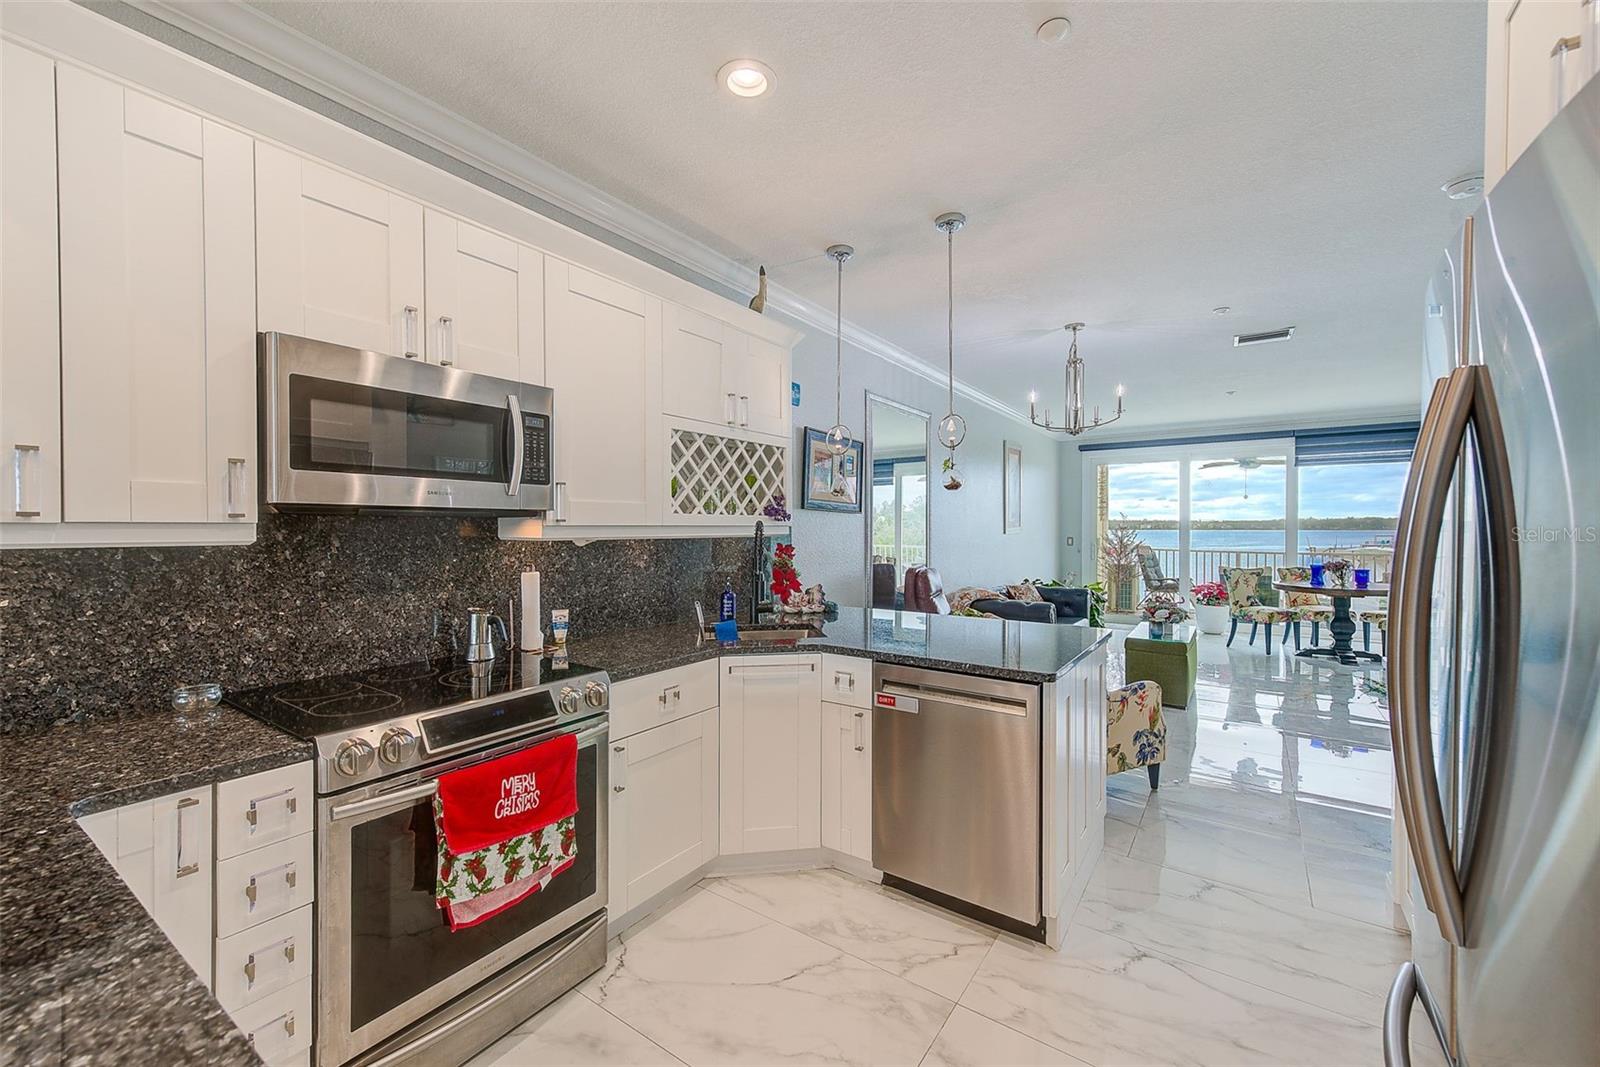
261,331,553,514
316,718,606,1067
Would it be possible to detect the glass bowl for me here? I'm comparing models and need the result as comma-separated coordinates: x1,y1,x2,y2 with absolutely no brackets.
171,683,223,713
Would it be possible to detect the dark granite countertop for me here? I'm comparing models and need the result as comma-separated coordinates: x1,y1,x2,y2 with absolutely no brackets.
570,606,1113,686
1,707,312,1066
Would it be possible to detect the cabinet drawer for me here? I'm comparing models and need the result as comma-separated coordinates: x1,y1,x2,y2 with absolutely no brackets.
214,904,312,1011
821,654,871,708
610,659,719,741
230,976,311,1065
216,763,313,859
216,833,314,938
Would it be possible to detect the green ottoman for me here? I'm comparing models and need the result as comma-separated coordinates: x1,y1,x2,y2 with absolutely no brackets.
1125,621,1197,709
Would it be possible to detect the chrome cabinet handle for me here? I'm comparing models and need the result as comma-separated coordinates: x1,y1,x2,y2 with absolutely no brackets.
245,788,297,832
551,481,568,523
175,796,201,878
738,395,750,427
853,710,865,752
438,315,455,366
403,305,419,358
726,392,737,425
1552,34,1584,108
658,685,682,707
12,444,40,517
726,662,816,674
612,744,627,793
245,862,297,910
226,458,247,518
834,671,855,692
505,394,524,497
244,937,295,988
247,1010,296,1055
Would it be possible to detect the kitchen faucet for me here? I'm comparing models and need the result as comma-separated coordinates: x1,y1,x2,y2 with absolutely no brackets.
751,520,764,624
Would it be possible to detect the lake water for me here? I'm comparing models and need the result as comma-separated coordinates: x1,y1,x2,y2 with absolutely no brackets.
1133,529,1395,551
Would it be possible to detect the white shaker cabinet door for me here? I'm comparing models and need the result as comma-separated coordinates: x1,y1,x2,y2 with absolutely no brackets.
255,142,424,359
56,66,255,524
726,330,790,439
543,259,662,525
612,710,719,914
422,210,543,382
662,303,735,426
0,42,61,525
152,787,215,988
719,656,822,854
821,700,872,864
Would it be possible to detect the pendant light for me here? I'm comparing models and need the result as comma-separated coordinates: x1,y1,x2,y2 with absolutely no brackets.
824,244,855,455
1027,323,1126,436
934,212,967,490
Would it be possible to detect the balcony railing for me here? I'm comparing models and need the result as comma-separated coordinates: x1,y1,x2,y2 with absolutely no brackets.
1107,545,1395,606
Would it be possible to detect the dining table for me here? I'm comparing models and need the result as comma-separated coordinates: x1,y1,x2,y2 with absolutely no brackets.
1271,578,1389,666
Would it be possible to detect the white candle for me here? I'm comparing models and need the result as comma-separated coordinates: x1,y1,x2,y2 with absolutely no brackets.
520,569,543,651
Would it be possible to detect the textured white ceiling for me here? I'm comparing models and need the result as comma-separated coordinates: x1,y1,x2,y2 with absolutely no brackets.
246,0,1484,431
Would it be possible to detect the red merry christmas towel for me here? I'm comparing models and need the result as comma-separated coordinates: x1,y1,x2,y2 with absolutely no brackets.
436,733,577,854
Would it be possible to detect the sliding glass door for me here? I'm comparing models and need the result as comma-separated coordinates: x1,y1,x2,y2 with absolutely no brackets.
1083,428,1412,614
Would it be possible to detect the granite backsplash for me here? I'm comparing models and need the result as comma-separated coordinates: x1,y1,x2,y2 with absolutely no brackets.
1,513,756,731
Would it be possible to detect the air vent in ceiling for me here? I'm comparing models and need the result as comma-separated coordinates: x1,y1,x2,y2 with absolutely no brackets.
1233,326,1296,347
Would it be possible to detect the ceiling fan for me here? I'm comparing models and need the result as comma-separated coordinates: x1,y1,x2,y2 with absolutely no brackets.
1198,457,1286,498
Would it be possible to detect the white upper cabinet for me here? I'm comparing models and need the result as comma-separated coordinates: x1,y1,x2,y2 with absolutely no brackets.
662,305,791,439
422,209,544,382
543,259,662,525
663,304,738,426
56,66,256,524
1487,0,1597,188
256,142,425,358
0,42,61,525
728,331,790,439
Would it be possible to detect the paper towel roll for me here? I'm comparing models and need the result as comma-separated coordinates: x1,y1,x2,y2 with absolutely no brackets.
520,569,542,651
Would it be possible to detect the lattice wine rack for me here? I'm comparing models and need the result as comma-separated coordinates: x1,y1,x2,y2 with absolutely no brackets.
667,428,787,519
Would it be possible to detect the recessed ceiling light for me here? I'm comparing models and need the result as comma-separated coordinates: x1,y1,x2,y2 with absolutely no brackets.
1441,174,1484,199
1036,17,1072,44
1212,306,1231,316
717,59,775,98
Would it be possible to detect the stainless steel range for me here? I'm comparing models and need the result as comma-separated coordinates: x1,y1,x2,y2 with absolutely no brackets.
228,655,611,1067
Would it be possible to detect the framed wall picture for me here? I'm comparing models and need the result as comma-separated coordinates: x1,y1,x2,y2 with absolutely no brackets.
1003,440,1023,533
800,426,864,512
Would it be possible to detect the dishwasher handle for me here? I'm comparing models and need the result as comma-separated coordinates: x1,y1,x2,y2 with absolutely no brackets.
876,681,1029,717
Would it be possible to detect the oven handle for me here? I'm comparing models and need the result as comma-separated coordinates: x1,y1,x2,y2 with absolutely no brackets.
505,394,524,497
329,719,609,823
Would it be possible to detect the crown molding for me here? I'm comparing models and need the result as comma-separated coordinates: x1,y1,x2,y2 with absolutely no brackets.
130,0,1045,435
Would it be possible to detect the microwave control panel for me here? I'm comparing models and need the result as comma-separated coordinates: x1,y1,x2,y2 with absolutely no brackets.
521,412,551,485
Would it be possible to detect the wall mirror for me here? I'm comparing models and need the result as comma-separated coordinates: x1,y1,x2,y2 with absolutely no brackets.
864,394,932,609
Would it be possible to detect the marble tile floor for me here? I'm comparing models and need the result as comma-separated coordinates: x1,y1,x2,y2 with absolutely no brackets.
467,629,1407,1067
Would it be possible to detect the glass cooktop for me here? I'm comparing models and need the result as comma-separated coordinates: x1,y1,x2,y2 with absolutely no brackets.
225,654,604,738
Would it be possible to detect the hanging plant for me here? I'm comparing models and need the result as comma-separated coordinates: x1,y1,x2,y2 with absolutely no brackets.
941,453,964,491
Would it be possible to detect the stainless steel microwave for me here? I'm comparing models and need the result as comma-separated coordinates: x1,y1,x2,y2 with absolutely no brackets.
259,332,554,514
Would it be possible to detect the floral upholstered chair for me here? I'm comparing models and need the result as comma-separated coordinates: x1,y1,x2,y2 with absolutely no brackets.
1220,566,1292,655
1106,679,1167,789
1361,608,1388,654
1276,566,1335,651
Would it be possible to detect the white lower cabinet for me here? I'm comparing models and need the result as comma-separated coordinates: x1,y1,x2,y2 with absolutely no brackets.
74,761,314,1060
609,709,719,918
820,700,873,865
718,655,822,854
1042,646,1109,925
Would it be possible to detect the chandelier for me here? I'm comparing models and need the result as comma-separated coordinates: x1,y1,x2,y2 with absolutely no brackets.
823,244,855,455
1028,323,1125,436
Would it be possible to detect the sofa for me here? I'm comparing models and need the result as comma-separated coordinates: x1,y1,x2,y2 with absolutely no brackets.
972,585,1090,626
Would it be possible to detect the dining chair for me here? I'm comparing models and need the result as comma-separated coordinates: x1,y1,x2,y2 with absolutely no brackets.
1221,566,1292,655
1275,566,1334,651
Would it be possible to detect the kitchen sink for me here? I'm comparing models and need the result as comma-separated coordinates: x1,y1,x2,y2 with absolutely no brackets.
703,626,821,643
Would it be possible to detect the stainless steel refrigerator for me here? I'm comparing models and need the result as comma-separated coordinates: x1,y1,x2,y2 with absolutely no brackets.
1384,75,1599,1067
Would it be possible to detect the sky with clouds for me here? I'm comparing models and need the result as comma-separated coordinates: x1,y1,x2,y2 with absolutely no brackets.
1105,460,1407,522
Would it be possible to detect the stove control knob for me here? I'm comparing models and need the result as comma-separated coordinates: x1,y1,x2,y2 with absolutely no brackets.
379,727,418,765
334,737,376,778
558,686,581,715
584,681,608,708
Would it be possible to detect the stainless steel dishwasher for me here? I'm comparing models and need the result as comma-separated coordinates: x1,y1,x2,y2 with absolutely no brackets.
871,662,1041,929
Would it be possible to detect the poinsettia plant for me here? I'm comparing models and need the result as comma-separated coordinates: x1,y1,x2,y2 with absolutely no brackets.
1190,581,1227,607
770,542,803,604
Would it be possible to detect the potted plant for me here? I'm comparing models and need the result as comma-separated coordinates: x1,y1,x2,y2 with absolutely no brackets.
1100,515,1145,614
1139,592,1191,638
1191,581,1229,634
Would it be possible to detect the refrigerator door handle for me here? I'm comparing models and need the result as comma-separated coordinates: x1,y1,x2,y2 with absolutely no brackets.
1383,961,1456,1067
1390,365,1475,946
